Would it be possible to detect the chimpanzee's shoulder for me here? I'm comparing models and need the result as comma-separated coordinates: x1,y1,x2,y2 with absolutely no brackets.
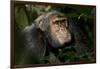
23,23,35,32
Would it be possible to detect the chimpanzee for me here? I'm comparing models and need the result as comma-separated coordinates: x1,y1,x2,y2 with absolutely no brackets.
17,11,91,65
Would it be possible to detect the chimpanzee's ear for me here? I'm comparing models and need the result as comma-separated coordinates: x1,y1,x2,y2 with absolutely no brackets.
38,19,46,31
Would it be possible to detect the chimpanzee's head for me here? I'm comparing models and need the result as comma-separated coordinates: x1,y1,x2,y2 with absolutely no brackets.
35,11,72,48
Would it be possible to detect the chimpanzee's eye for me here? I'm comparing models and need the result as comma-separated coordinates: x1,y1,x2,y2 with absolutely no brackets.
53,20,59,25
56,20,60,23
62,19,66,22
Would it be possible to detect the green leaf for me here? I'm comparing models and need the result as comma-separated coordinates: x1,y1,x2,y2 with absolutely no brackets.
15,6,28,30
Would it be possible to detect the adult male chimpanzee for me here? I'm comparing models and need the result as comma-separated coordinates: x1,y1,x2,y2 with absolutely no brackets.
18,11,90,65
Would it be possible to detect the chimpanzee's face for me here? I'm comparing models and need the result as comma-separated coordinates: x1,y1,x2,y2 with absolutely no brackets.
49,15,71,47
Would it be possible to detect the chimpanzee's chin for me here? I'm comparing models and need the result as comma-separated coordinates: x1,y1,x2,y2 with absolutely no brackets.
50,39,65,48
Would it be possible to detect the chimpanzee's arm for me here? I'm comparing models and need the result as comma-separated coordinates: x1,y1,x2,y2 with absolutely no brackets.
18,24,46,65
